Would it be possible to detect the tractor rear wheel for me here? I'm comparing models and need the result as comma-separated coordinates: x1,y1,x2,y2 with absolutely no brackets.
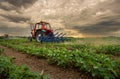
36,31,42,43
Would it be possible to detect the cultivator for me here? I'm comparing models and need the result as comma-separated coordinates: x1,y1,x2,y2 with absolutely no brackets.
29,21,66,43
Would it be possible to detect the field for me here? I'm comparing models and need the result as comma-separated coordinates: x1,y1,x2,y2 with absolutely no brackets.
0,37,120,79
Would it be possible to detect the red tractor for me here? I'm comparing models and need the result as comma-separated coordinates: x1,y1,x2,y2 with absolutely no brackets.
29,21,66,42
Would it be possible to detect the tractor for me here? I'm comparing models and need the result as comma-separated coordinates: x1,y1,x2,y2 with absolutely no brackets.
28,21,66,43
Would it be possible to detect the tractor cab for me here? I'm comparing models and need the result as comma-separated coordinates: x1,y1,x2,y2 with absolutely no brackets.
35,21,52,30
30,21,52,32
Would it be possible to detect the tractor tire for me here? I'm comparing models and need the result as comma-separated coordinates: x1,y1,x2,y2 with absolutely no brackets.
36,31,42,43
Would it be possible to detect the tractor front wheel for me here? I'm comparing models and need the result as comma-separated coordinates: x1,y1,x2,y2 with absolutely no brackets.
28,36,32,42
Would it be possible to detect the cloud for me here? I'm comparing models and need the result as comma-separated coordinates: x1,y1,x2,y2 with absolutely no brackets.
0,0,38,13
73,20,120,35
0,26,30,36
0,0,120,37
0,0,38,8
0,2,17,11
0,14,30,23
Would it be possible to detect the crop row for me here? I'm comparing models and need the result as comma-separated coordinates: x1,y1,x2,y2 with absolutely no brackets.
1,38,120,55
0,39,120,79
0,48,48,79
0,48,4,54
96,45,120,55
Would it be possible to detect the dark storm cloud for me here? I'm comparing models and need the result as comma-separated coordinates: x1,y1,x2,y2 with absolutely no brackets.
0,0,37,23
0,2,17,11
0,0,38,13
0,14,30,23
73,20,120,35
96,0,120,13
114,0,120,4
0,0,38,8
0,26,29,36
0,0,36,36
57,0,120,36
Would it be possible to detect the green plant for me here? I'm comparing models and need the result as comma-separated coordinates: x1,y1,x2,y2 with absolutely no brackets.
0,38,119,79
0,48,4,54
96,45,120,55
0,50,48,79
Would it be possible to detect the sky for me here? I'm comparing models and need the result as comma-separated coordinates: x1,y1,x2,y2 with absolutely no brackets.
0,0,120,37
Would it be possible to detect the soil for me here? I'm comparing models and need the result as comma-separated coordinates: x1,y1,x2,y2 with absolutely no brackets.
0,46,93,79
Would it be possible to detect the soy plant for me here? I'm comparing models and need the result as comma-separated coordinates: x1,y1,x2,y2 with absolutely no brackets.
0,56,49,79
47,48,74,67
0,48,4,55
96,45,120,55
73,49,119,79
